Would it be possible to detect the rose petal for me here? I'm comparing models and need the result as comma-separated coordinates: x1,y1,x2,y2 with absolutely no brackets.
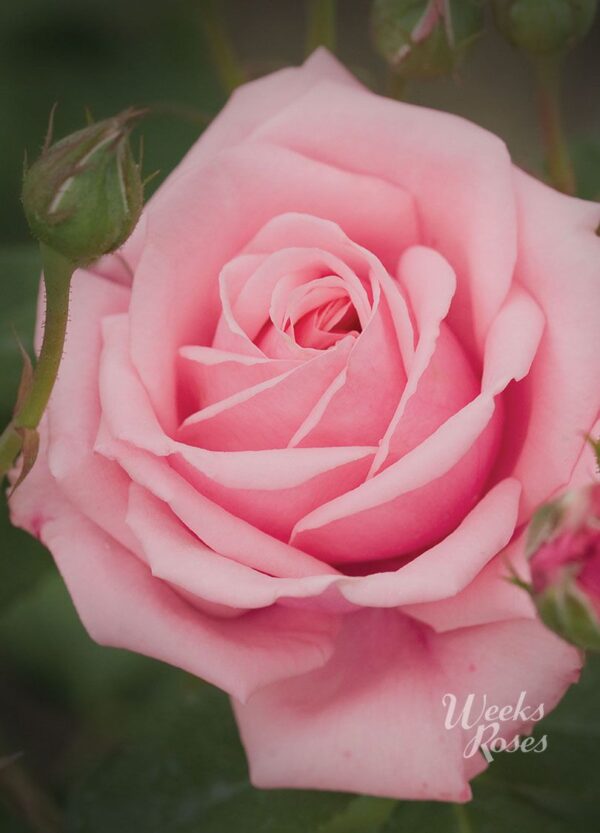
35,270,140,554
129,143,419,430
291,289,543,562
368,244,458,475
403,534,536,632
101,313,376,489
178,346,300,413
178,337,353,450
39,504,340,702
497,171,600,517
243,213,415,367
250,77,517,358
126,484,332,610
233,611,579,800
171,48,361,184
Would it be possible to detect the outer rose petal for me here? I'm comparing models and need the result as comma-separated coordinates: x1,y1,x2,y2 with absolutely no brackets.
169,49,360,184
233,612,580,801
36,269,138,554
402,534,536,632
250,71,517,358
42,506,340,702
497,171,600,517
10,433,342,700
119,48,361,272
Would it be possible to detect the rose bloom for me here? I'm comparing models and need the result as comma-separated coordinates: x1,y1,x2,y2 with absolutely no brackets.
10,51,600,801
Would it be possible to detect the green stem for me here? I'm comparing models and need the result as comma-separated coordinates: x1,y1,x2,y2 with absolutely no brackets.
532,54,576,195
452,802,473,833
0,244,73,479
200,0,246,95
306,0,337,54
16,246,73,429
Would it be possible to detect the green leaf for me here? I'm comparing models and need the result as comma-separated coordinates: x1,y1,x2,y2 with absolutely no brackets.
63,652,600,833
0,572,160,715
317,796,397,832
65,674,352,833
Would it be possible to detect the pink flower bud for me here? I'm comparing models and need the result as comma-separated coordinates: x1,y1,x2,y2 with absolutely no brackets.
528,483,600,650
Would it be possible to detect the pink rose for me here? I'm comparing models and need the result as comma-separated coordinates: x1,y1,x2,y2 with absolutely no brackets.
10,50,600,801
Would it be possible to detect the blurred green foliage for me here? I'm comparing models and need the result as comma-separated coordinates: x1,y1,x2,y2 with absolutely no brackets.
0,0,223,245
0,1,599,831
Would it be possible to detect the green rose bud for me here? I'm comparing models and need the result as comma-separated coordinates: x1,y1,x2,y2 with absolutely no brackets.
21,108,144,267
371,0,484,80
492,0,597,55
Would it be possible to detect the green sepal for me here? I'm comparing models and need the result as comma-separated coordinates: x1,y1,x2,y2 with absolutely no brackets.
535,572,600,652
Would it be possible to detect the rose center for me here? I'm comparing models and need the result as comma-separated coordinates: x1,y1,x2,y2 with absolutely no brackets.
255,271,365,353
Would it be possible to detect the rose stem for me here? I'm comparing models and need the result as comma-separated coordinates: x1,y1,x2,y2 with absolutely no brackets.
532,54,576,196
0,244,73,478
452,802,473,833
199,0,246,95
306,0,337,55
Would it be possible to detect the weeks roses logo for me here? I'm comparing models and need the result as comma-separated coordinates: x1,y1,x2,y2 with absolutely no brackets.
442,692,547,763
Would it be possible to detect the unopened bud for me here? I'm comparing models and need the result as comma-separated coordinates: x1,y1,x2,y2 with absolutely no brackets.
492,0,597,56
527,483,600,651
371,0,484,79
22,109,144,266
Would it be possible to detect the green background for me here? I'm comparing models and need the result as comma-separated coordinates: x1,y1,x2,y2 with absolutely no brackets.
1,1,599,830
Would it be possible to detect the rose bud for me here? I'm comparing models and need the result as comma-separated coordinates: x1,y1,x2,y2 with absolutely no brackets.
371,0,484,79
21,108,144,267
492,0,597,55
528,483,600,651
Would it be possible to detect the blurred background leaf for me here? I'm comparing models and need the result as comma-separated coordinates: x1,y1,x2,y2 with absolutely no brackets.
0,246,40,420
60,654,600,833
572,138,600,200
0,0,599,251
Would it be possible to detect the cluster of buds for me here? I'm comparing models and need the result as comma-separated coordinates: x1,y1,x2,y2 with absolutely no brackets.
524,479,600,651
371,0,484,80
